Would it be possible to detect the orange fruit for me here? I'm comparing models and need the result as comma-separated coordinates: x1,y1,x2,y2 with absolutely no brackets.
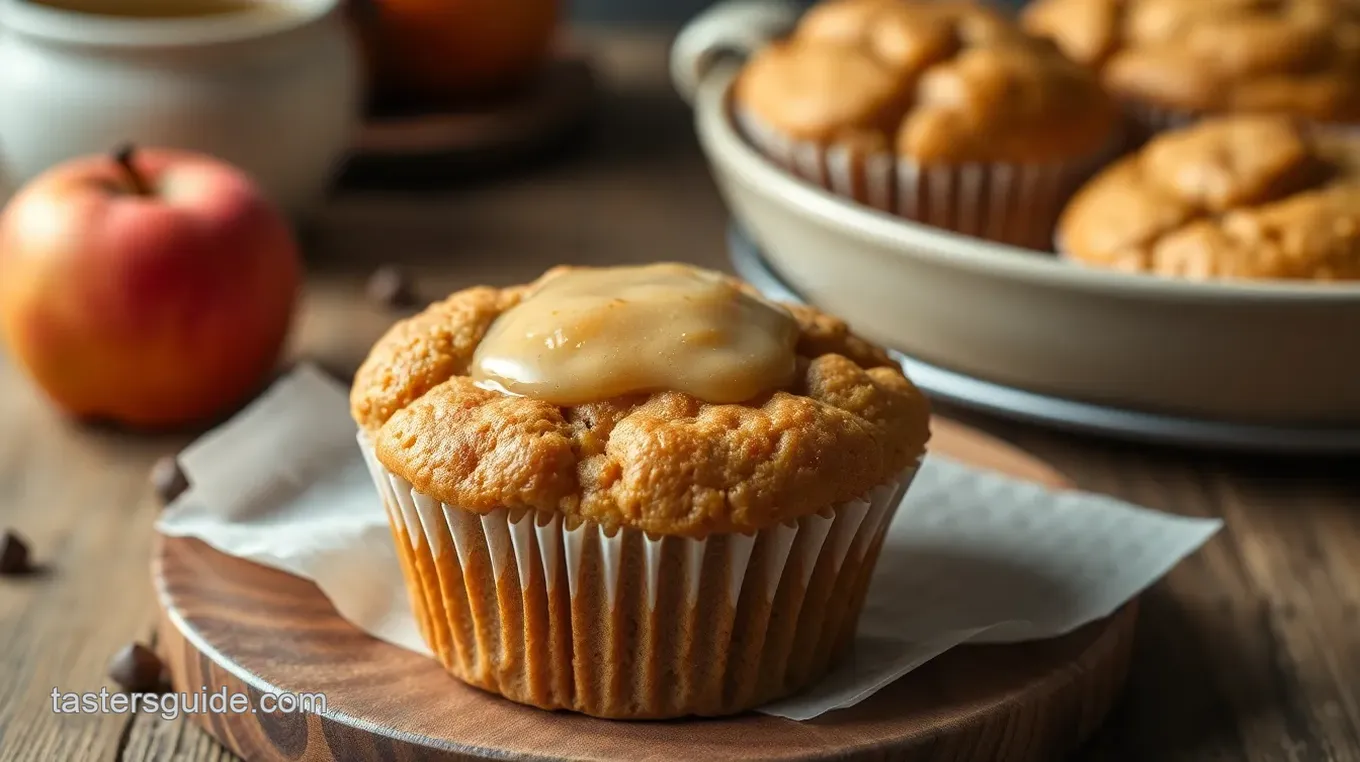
352,0,560,102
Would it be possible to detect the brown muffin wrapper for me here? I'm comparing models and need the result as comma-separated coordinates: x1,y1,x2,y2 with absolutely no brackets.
1123,99,1355,145
359,435,916,719
1121,100,1197,146
735,106,1116,251
1126,100,1194,133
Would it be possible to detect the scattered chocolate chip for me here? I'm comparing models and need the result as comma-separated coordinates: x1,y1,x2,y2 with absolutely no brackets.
366,265,418,309
150,456,189,505
108,643,165,693
0,531,30,576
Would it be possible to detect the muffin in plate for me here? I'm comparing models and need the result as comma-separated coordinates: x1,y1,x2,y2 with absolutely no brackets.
733,0,1118,250
1058,115,1360,280
351,263,931,718
1023,0,1360,136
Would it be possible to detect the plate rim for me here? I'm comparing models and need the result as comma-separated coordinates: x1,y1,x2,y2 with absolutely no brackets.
728,224,1360,454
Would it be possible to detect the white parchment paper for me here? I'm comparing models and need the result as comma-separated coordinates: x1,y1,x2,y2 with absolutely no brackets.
157,365,1220,721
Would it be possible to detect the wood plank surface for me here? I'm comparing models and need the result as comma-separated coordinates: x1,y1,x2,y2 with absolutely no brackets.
0,28,1357,762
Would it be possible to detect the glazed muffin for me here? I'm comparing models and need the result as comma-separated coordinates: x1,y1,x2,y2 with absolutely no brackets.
351,263,931,718
1058,115,1360,280
734,0,1118,249
1023,0,1360,136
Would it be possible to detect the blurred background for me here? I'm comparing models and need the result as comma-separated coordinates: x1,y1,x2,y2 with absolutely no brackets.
572,0,1021,22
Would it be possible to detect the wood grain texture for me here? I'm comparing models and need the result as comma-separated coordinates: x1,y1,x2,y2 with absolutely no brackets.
152,420,1136,762
944,410,1360,762
0,350,191,762
0,28,1357,762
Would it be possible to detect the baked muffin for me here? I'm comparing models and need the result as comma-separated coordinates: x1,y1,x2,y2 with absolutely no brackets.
1023,0,1360,136
351,263,931,718
1058,115,1360,280
734,0,1118,249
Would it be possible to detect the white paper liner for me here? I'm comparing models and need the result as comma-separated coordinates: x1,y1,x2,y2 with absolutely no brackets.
359,435,917,719
736,105,1116,251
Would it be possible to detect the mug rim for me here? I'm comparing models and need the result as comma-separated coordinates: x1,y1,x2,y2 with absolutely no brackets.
0,0,337,49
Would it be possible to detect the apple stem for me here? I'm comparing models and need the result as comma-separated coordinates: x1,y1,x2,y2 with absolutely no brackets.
112,144,151,196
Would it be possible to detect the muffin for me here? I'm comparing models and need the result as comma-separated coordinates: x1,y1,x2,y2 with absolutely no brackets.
733,0,1119,249
1058,115,1360,280
351,263,931,718
1023,0,1360,136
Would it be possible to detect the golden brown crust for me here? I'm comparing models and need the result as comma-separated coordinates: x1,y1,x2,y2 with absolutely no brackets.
1058,115,1360,279
1022,0,1360,122
733,42,910,155
733,0,1117,164
351,269,931,537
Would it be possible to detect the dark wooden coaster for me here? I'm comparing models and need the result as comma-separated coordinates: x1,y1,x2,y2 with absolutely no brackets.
340,55,598,187
154,418,1137,761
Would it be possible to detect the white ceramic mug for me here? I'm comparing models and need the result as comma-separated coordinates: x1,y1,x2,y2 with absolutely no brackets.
0,0,362,214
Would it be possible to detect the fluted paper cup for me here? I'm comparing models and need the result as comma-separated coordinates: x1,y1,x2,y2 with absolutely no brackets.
358,434,917,719
736,105,1116,251
1118,99,1202,149
1124,100,1351,144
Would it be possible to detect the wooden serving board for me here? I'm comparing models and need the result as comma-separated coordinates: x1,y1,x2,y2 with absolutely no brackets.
154,418,1137,761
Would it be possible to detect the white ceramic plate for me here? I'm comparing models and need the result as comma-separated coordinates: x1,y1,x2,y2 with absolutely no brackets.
673,0,1360,427
730,224,1360,453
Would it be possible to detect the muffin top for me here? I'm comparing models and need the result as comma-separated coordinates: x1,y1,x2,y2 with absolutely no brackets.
1022,0,1360,122
733,0,1117,163
1058,115,1360,279
352,264,931,538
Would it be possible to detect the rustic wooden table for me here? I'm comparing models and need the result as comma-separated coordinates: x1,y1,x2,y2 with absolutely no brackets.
1,30,1358,762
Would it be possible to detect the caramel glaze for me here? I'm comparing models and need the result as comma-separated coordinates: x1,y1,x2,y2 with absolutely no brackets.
470,264,800,405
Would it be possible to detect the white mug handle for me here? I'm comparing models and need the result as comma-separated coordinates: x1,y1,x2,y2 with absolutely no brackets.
670,0,801,106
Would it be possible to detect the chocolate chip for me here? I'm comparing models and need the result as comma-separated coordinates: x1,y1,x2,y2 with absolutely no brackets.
150,456,189,505
366,266,418,309
108,643,165,693
0,531,30,576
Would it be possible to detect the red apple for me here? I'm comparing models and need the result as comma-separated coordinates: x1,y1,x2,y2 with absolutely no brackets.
0,146,301,429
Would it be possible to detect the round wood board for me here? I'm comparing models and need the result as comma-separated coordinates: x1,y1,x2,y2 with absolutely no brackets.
341,55,597,185
154,418,1137,761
